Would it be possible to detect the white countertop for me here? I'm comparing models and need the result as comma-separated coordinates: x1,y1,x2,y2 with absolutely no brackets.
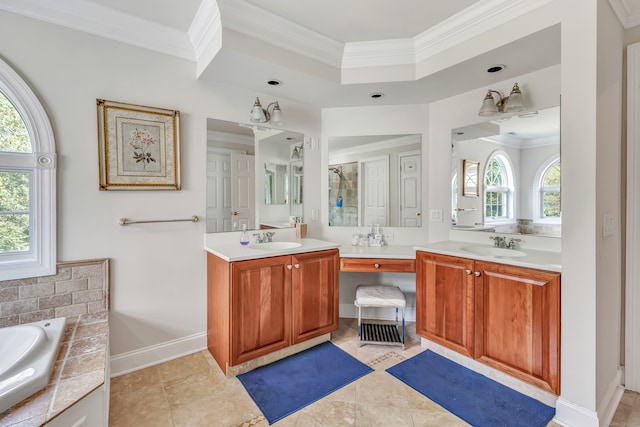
415,240,561,272
204,235,340,262
204,232,561,272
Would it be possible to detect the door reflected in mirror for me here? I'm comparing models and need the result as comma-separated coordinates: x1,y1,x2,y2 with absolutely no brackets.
264,162,288,205
206,118,304,233
451,105,560,237
328,134,421,227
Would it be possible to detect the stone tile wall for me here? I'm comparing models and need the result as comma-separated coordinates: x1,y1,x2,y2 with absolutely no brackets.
0,258,109,327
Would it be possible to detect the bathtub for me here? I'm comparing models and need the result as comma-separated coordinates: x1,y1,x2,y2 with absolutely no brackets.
0,317,67,413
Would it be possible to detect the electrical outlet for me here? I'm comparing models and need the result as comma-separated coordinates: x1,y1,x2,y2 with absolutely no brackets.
384,233,394,242
311,209,319,221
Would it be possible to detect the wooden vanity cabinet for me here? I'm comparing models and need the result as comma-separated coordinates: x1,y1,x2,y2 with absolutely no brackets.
416,251,561,395
416,252,475,358
473,260,560,394
291,250,340,344
207,249,339,372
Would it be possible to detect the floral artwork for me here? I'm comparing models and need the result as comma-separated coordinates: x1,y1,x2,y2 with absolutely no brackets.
97,99,180,190
129,128,156,168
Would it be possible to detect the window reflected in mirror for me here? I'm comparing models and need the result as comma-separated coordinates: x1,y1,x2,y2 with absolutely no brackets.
451,105,560,237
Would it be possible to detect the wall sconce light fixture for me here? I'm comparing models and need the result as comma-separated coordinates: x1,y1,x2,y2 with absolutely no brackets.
250,97,284,126
478,82,526,116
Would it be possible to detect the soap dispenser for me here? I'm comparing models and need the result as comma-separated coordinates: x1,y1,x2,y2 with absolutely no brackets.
240,224,250,245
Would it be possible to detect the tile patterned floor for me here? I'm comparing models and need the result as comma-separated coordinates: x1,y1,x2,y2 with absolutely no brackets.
612,390,640,426
110,319,564,427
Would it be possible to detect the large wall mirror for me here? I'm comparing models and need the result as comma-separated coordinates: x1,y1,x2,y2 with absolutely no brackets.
328,134,421,227
451,105,560,237
206,118,304,233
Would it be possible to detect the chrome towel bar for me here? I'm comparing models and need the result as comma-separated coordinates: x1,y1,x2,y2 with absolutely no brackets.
118,215,199,226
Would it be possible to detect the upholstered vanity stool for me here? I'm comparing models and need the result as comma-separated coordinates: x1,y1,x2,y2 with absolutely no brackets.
354,284,406,350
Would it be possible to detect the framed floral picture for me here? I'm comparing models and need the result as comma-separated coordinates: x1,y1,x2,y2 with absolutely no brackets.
96,99,181,190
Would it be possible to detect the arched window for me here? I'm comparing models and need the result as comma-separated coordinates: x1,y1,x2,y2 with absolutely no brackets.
535,158,561,222
484,152,514,223
0,58,56,280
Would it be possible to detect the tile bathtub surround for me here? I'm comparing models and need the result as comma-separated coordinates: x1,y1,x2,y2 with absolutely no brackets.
0,258,110,327
0,310,109,426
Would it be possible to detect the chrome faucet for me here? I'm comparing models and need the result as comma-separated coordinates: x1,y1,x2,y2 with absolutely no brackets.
490,235,508,248
490,235,521,249
253,232,275,243
507,238,522,249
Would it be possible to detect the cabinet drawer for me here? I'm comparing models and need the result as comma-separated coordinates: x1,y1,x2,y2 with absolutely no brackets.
340,257,415,273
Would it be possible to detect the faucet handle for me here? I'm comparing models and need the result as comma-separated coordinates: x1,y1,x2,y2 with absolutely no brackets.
264,232,275,242
252,232,264,243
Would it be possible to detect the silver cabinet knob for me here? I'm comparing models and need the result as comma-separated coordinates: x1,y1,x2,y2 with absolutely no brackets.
474,271,481,277
465,269,472,275
374,263,380,268
294,264,300,269
287,265,292,270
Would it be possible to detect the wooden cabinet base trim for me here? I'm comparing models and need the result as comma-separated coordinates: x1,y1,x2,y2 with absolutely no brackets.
475,355,557,395
225,334,330,377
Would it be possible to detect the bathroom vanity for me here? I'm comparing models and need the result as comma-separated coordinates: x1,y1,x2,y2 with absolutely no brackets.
414,241,561,395
205,236,340,375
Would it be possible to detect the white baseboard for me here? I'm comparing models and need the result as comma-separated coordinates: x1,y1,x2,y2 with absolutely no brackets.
339,303,416,322
110,331,207,378
554,367,624,427
597,367,625,427
554,397,600,427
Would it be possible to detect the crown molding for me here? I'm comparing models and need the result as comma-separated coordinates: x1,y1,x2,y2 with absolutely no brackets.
189,0,223,76
342,0,555,70
216,0,344,68
0,0,195,60
341,39,416,69
609,0,640,29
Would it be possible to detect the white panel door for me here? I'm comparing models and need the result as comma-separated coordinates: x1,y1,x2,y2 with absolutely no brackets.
231,153,255,230
362,157,389,226
206,152,232,232
400,153,422,227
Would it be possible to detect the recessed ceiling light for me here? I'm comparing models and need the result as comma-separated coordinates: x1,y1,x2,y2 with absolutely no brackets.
266,79,282,86
486,64,506,73
370,92,384,99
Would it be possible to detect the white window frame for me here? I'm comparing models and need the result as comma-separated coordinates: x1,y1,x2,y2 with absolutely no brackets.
483,151,515,225
0,58,56,280
533,156,561,225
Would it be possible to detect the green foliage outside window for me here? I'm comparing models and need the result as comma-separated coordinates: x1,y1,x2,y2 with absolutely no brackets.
542,162,561,218
0,92,30,153
0,90,31,253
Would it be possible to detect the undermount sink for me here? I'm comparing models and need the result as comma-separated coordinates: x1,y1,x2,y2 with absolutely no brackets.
249,241,302,250
460,245,527,257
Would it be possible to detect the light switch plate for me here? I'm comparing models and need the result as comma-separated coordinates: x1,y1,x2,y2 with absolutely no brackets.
430,209,443,222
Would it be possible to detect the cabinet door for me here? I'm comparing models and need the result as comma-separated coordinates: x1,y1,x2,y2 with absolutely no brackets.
416,251,475,358
291,249,339,344
474,261,560,395
230,255,291,365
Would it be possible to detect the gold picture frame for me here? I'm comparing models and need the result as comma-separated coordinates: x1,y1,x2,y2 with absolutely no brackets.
97,99,181,190
462,159,479,197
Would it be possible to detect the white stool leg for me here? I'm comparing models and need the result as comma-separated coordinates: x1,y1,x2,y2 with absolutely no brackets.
357,305,362,347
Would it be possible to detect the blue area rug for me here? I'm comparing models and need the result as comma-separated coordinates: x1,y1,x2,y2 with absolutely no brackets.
237,341,372,424
386,350,555,427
